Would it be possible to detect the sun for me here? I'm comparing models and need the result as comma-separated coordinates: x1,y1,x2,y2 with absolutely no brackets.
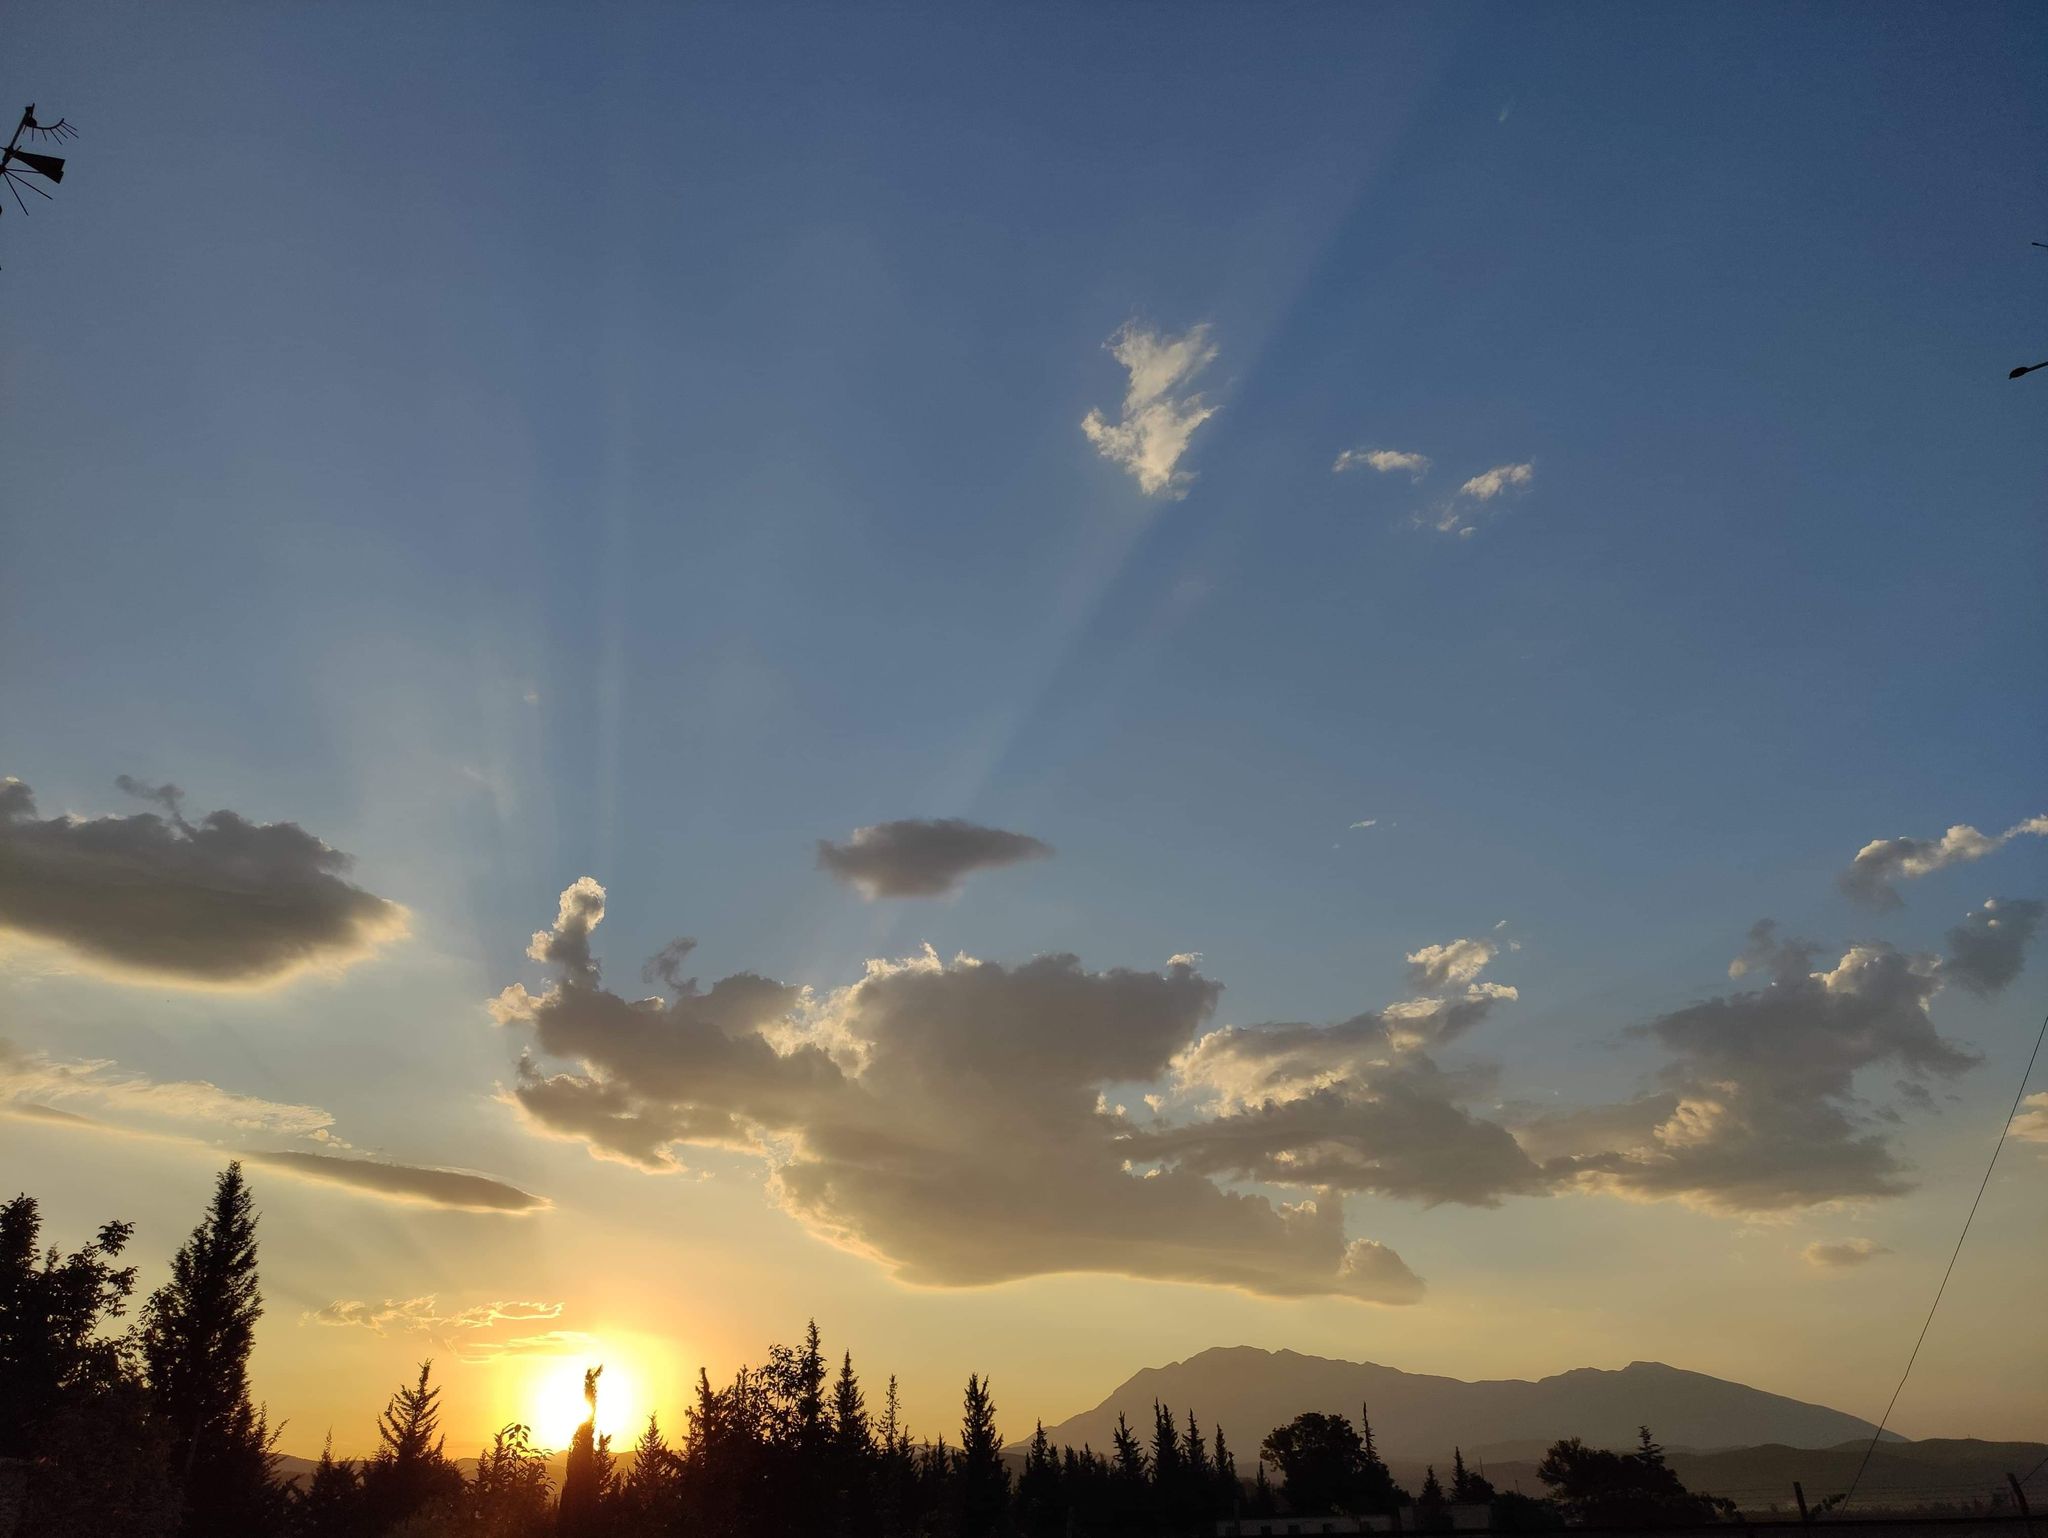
526,1355,640,1451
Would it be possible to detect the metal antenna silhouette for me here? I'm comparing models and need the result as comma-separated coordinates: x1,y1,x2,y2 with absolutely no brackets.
2013,242,2048,379
0,102,77,260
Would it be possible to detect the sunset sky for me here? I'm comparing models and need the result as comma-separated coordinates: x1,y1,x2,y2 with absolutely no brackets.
2,2,2044,1457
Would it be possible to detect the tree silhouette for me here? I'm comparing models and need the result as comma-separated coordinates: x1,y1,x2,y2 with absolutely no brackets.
470,1421,552,1538
1537,1426,1732,1528
558,1364,611,1536
364,1359,460,1530
140,1163,280,1538
957,1373,1008,1538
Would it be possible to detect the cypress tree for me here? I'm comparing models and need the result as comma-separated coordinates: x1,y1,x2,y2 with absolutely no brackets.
558,1365,607,1536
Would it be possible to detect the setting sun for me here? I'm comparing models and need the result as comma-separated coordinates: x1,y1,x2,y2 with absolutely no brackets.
526,1357,641,1452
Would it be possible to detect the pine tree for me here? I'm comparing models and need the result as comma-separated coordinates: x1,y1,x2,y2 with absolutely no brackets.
288,1435,364,1538
1213,1424,1240,1511
957,1374,1009,1538
1111,1411,1146,1484
1251,1458,1276,1517
1451,1446,1494,1506
1018,1421,1061,1537
1150,1399,1183,1496
364,1360,459,1530
833,1350,872,1456
140,1163,279,1538
470,1421,551,1538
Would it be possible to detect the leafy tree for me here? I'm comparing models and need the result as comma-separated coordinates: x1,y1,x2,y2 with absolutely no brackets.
0,1194,138,1457
1536,1428,1732,1528
470,1422,552,1538
140,1163,281,1538
1260,1412,1362,1516
957,1374,1008,1538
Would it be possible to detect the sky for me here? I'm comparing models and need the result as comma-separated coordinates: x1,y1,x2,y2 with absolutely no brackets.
2,1,2045,1458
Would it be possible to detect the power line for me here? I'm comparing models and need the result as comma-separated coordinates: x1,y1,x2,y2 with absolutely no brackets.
1841,1006,2048,1510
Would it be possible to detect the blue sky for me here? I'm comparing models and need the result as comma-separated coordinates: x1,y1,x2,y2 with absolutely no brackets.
2,2,2044,1450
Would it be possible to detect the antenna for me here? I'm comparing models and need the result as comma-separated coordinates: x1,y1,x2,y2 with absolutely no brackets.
1,102,78,255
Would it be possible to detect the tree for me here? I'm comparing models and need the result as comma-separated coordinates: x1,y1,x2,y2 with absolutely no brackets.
364,1360,460,1531
957,1374,1009,1538
286,1436,365,1538
1536,1429,1731,1528
470,1422,552,1538
1213,1423,1240,1512
1416,1466,1453,1532
1110,1411,1145,1485
1017,1421,1061,1538
1260,1413,1363,1516
558,1365,613,1537
140,1163,280,1538
617,1412,687,1533
1451,1448,1495,1506
0,1194,138,1458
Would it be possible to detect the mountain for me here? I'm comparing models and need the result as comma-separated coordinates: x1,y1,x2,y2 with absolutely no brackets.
1041,1348,1899,1461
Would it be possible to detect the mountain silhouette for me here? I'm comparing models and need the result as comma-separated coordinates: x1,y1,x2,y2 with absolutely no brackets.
1042,1348,1901,1458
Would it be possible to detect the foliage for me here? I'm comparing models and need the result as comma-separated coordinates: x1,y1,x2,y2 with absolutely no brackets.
1537,1426,1735,1528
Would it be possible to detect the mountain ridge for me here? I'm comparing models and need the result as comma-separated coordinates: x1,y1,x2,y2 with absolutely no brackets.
1041,1347,1903,1460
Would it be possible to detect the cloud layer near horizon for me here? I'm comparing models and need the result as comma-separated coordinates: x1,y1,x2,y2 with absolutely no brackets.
494,875,2041,1296
0,776,406,988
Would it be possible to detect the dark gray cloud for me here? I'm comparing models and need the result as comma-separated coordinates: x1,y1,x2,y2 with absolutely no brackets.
1838,814,2046,908
0,776,406,988
1939,898,2044,996
241,1149,546,1212
1525,913,2040,1213
816,818,1052,899
494,878,1425,1303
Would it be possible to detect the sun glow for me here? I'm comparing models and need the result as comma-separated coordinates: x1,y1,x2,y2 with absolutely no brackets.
526,1357,640,1452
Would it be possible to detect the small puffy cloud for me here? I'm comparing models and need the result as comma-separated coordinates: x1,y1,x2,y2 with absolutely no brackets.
1838,815,2048,909
817,818,1052,899
2010,1093,2048,1144
0,776,406,989
1458,463,1535,501
1406,937,1499,992
242,1149,546,1212
1803,1238,1890,1269
1334,448,1430,480
1081,322,1220,498
494,880,1427,1303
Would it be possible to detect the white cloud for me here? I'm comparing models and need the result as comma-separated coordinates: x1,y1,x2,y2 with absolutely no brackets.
2010,1092,2048,1145
1081,322,1220,499
1458,462,1535,501
0,1038,334,1139
1802,1238,1890,1269
1349,819,1379,831
1333,448,1431,480
1838,815,2048,908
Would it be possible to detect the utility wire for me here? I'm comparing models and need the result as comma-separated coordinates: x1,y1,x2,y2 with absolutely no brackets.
1840,1006,2048,1511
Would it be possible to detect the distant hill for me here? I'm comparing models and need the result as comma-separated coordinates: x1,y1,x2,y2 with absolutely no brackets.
1040,1348,1898,1461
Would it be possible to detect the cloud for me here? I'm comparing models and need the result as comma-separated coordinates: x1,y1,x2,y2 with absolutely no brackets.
309,1296,583,1361
494,879,1425,1303
1458,463,1535,501
816,819,1052,899
241,1149,546,1212
1527,915,2038,1213
0,1038,335,1139
0,776,406,988
1080,322,1220,498
1941,899,2044,996
1838,815,2048,908
1406,937,1500,992
1349,819,1378,831
0,1040,542,1212
1803,1238,1890,1269
2010,1093,2048,1145
1333,448,1431,480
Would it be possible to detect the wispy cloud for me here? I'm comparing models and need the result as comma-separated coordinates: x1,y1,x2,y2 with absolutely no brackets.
1081,322,1220,499
1838,814,2048,908
1349,819,1378,831
1333,448,1430,480
309,1296,579,1360
1407,460,1536,539
1803,1238,1890,1269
